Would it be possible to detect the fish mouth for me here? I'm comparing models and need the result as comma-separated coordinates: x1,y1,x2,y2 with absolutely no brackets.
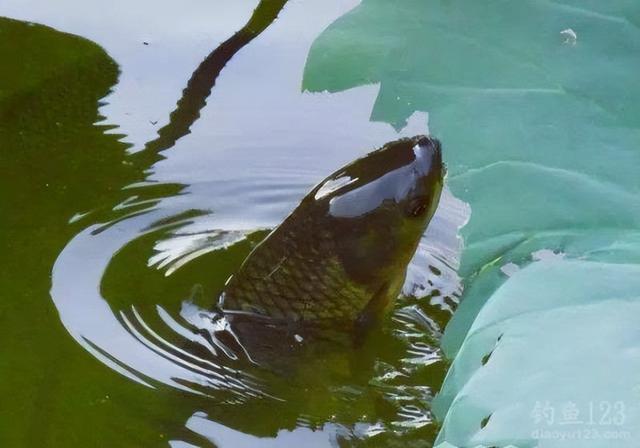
415,135,440,150
415,135,442,159
412,135,444,179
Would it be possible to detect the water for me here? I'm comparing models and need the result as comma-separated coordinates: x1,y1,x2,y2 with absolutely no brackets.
1,1,466,446
2,1,639,447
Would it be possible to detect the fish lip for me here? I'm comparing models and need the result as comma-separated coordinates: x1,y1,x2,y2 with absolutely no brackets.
414,135,442,158
412,135,443,177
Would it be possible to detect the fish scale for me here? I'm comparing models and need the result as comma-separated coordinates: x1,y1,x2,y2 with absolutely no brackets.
223,209,370,324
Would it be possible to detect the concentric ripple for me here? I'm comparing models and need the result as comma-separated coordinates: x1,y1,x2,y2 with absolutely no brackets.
44,0,471,443
51,176,468,443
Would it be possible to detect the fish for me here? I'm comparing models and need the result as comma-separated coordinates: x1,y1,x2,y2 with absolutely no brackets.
218,135,444,347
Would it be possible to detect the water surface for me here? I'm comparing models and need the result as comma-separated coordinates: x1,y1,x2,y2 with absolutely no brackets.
2,1,640,447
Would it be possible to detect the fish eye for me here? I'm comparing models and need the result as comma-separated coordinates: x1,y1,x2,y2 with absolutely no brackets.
407,197,429,218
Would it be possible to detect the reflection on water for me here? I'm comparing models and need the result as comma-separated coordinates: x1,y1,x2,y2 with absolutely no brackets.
2,0,470,446
3,0,637,446
53,182,467,446
140,0,289,162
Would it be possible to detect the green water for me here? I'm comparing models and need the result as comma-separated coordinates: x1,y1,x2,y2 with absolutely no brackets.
2,0,640,447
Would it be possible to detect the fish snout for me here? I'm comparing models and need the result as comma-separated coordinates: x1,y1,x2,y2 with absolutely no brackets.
413,135,443,179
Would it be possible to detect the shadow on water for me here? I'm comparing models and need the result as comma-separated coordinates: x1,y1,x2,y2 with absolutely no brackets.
0,17,176,447
1,0,469,446
136,0,289,165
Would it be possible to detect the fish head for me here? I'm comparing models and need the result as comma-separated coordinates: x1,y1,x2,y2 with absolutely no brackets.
311,135,444,289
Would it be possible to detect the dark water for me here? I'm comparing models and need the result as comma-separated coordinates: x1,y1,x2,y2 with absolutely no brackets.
3,1,640,447
0,1,467,446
